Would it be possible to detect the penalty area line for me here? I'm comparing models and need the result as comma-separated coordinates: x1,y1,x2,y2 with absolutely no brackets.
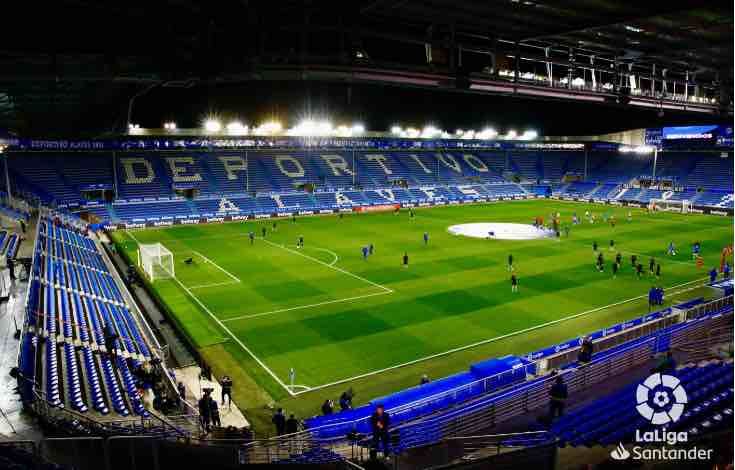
125,229,295,395
261,238,393,293
291,276,710,396
191,250,241,283
168,272,296,396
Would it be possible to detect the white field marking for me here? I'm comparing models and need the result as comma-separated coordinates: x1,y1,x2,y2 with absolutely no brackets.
189,280,241,290
126,229,295,395
191,250,241,283
308,247,339,266
291,276,709,395
222,290,392,322
261,238,393,294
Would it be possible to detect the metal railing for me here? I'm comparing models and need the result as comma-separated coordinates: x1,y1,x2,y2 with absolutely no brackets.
444,430,552,460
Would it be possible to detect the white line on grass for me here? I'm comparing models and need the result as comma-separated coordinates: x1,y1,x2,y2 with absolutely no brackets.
189,280,241,290
222,290,392,322
261,238,393,294
191,250,241,283
291,276,710,395
308,247,339,266
125,230,296,395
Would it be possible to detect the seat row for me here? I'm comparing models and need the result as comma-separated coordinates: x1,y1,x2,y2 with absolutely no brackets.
23,219,155,417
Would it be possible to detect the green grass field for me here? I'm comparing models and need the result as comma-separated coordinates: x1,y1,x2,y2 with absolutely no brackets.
111,200,733,433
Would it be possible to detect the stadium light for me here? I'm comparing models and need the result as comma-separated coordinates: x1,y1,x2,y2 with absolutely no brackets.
505,130,518,140
226,121,248,135
620,145,655,154
461,130,476,140
288,119,333,137
405,127,420,138
476,128,498,140
204,119,222,133
421,125,441,138
163,121,177,130
335,125,352,137
351,123,365,135
254,121,283,135
390,125,403,136
520,130,538,140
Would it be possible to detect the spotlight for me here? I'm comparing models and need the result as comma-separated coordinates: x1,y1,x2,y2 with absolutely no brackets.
520,130,538,140
226,121,248,134
351,123,365,135
405,127,420,138
390,126,403,135
421,125,440,138
255,121,283,135
163,122,177,130
204,119,222,133
477,128,498,140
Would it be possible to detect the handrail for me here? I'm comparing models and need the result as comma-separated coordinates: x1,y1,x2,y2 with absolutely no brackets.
444,430,550,441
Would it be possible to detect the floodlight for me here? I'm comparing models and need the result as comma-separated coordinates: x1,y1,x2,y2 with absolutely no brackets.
391,126,403,135
405,127,420,138
520,130,538,140
505,130,517,140
204,119,222,133
163,122,176,130
255,121,283,135
421,125,440,138
351,123,365,134
477,128,498,140
226,121,248,134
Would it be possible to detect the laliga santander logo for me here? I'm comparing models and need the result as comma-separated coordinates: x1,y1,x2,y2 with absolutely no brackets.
610,443,631,461
636,373,688,425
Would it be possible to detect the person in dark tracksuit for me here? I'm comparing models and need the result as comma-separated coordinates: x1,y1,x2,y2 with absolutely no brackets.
371,405,391,456
549,376,568,420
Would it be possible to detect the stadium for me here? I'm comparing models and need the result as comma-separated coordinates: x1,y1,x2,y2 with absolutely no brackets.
0,1,733,469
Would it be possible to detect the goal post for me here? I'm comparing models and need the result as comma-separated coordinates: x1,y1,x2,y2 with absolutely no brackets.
650,199,691,214
139,243,175,281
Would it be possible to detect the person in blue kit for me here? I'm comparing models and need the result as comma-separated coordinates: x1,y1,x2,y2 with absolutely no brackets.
423,232,429,245
710,267,719,283
362,246,369,260
724,262,731,280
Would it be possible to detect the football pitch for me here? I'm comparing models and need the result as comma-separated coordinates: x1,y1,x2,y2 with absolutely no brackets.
111,200,732,423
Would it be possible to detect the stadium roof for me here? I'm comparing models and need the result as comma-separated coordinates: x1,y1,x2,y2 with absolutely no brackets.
0,1,732,136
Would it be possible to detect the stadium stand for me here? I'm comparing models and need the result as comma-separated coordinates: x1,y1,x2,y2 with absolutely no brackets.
6,149,731,224
20,218,164,419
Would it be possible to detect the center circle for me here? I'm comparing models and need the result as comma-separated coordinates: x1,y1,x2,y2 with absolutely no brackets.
447,223,556,240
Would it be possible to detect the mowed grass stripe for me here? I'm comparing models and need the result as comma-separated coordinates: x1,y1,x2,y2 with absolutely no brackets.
113,201,733,390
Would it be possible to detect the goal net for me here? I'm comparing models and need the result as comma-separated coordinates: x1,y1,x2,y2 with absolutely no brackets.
139,243,175,281
649,199,691,214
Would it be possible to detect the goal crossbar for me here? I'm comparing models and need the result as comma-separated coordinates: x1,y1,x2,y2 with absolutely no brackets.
139,243,175,281
649,198,691,214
